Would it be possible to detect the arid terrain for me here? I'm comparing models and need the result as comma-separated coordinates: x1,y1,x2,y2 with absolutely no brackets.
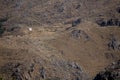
0,0,120,80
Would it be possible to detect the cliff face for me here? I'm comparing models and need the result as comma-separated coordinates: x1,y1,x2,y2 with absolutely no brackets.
0,0,120,80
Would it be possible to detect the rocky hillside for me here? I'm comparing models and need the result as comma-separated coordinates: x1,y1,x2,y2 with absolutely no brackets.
0,0,120,80
94,60,120,80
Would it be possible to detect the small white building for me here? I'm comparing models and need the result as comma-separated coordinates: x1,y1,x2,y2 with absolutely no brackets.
28,27,32,31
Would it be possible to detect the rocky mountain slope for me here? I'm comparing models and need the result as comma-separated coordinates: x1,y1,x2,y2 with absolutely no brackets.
94,60,120,80
0,0,120,80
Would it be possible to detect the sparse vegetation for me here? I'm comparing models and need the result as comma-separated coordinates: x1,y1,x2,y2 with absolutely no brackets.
0,0,120,80
0,75,4,80
116,7,120,13
0,26,5,36
0,17,8,23
0,17,8,36
72,19,81,27
96,19,120,27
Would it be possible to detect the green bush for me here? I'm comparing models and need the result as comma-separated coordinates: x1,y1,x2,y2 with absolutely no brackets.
0,77,3,80
0,28,5,35
0,17,8,35
0,17,8,23
0,23,5,36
